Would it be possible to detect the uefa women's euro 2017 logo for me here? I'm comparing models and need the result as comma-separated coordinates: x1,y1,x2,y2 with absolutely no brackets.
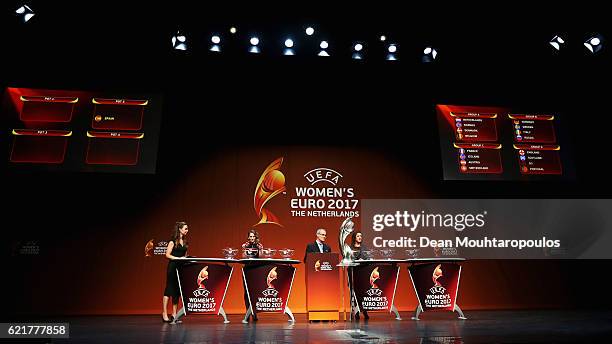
144,239,169,257
193,266,210,297
314,259,333,272
262,267,279,297
362,266,389,310
422,264,453,309
304,168,343,185
291,166,359,218
145,239,154,257
370,267,380,288
430,264,446,294
254,157,286,227
366,267,383,296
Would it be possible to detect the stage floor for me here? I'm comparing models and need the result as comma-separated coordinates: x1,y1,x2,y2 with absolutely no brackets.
9,310,612,343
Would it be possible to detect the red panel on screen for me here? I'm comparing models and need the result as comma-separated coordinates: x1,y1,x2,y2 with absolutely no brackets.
10,129,71,163
19,95,78,122
85,131,142,165
514,144,562,175
91,98,147,131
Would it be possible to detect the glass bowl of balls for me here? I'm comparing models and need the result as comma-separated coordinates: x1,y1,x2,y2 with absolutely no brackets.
261,248,277,259
222,247,238,259
279,248,295,259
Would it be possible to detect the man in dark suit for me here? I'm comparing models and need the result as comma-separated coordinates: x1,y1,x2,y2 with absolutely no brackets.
304,228,332,262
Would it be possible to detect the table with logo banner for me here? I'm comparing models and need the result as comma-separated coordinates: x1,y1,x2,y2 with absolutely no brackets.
176,257,238,323
347,259,405,321
406,258,467,320
240,258,301,323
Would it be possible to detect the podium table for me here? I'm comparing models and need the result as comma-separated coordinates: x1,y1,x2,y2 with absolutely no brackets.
239,258,300,323
406,258,467,320
346,259,404,321
305,253,340,321
175,257,238,323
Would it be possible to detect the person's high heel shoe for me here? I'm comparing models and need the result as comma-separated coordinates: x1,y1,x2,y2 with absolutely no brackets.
162,315,173,323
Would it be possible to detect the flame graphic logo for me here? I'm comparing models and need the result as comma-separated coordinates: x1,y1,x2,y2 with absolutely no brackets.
432,264,443,287
370,267,380,289
197,266,209,289
314,260,321,272
254,157,286,227
267,266,278,288
144,239,154,257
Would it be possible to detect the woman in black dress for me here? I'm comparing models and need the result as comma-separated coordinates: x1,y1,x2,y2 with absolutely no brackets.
162,221,189,323
349,231,369,319
241,229,263,322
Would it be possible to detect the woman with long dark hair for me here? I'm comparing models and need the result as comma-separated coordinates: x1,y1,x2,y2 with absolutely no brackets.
241,228,263,258
350,231,369,260
348,230,369,319
162,221,189,323
241,228,263,322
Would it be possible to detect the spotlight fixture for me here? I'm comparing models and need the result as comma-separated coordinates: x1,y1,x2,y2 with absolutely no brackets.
210,35,221,52
549,35,565,51
386,44,398,61
305,27,315,36
230,27,237,34
318,40,329,56
352,42,364,60
15,4,35,23
171,31,187,51
584,34,603,54
249,36,260,53
284,38,295,55
422,46,438,63
380,35,387,42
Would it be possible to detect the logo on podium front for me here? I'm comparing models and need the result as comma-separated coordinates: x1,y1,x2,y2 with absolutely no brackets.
193,266,210,297
354,265,392,310
314,259,333,272
409,262,461,312
180,263,233,315
263,267,279,297
430,264,447,294
425,264,452,308
366,267,383,297
247,263,295,313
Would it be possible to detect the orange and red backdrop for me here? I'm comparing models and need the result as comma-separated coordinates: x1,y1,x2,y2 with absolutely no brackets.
6,146,604,315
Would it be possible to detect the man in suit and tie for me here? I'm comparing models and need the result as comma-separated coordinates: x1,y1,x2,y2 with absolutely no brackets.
304,228,332,262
